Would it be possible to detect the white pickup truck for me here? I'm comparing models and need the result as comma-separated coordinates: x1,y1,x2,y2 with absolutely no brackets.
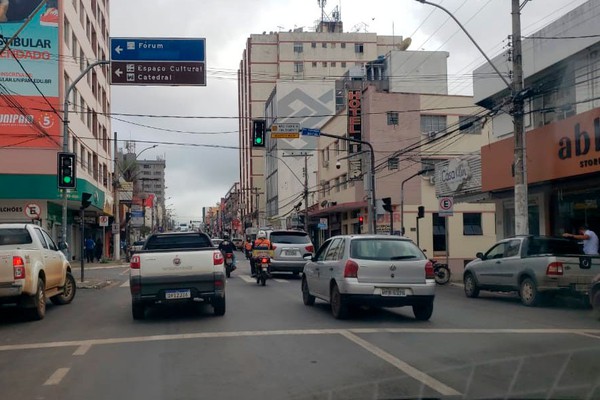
129,231,226,320
0,224,76,320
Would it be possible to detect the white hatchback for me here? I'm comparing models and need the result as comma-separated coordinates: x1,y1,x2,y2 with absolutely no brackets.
302,235,436,320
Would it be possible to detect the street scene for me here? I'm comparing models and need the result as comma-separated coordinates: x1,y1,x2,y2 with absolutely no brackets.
1,1,600,399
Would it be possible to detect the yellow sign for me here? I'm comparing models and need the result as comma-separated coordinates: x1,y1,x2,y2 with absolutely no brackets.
271,133,300,139
270,123,300,139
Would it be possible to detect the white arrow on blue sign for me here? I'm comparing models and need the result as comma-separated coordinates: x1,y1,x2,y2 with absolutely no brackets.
301,128,321,137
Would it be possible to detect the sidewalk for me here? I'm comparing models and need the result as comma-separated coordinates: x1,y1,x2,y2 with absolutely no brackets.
71,259,129,289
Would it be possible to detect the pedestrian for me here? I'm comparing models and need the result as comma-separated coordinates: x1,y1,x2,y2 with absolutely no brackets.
563,225,600,255
84,236,95,263
95,237,103,262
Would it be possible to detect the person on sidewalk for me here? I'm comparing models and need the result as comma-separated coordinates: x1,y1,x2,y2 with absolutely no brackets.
95,237,103,262
563,225,600,255
85,237,95,263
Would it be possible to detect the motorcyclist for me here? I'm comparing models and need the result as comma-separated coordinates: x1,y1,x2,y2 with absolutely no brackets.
244,237,253,259
218,233,237,269
251,230,271,277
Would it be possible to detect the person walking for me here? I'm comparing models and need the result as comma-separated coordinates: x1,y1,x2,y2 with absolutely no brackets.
563,225,599,255
95,237,103,262
84,237,95,263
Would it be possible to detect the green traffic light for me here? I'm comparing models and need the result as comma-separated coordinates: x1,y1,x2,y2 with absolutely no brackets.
63,176,72,184
255,137,263,144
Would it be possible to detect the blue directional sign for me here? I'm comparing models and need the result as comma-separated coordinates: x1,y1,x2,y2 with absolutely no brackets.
110,38,205,62
301,128,321,137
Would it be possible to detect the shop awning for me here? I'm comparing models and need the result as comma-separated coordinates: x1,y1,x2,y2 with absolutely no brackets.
309,201,367,217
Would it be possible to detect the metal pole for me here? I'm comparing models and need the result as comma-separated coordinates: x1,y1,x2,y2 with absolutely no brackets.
61,60,110,256
416,215,420,247
304,154,309,232
113,131,120,260
389,210,394,235
512,0,528,235
445,217,450,267
400,181,405,236
80,208,85,282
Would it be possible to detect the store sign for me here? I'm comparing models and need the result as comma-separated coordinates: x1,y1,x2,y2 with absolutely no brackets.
0,201,46,222
440,158,471,192
347,90,361,141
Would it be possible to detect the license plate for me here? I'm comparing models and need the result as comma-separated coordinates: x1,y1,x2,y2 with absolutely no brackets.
284,250,297,256
381,288,406,297
165,289,191,299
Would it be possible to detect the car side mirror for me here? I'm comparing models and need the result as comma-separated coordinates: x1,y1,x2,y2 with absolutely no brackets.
58,241,68,251
476,252,484,260
303,254,313,261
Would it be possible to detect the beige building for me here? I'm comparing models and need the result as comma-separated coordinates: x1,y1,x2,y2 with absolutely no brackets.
238,19,409,227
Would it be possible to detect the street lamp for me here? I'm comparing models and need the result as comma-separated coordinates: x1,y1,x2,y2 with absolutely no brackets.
400,168,434,236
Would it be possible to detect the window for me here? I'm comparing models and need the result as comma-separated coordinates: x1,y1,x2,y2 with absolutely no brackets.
331,42,336,48
322,42,327,48
325,238,344,261
322,62,327,67
341,61,346,68
143,164,151,169
34,229,48,249
486,243,508,259
71,32,77,60
432,213,447,252
293,62,303,73
311,42,316,48
420,115,447,135
463,213,483,235
331,61,336,67
80,145,86,166
341,42,346,49
312,62,317,68
387,111,399,125
341,174,348,190
350,239,425,261
421,158,443,178
459,116,482,134
293,42,303,53
315,240,333,261
354,43,364,53
64,18,70,47
334,177,340,192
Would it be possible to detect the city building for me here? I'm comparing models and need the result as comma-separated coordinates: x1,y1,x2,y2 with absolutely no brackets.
238,8,410,228
221,182,242,238
472,0,600,238
0,0,112,260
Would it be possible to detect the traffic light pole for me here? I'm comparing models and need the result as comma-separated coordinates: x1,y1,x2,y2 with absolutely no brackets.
61,60,110,258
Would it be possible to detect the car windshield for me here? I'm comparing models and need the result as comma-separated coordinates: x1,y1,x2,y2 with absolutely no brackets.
350,238,426,261
0,229,33,245
269,232,310,244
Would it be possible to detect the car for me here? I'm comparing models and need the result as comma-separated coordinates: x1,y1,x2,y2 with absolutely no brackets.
590,274,600,319
301,235,436,320
267,230,314,275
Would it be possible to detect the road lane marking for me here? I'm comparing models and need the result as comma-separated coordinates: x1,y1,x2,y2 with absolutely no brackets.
119,269,130,275
340,331,461,396
273,279,289,283
1,328,599,353
238,275,255,283
73,344,92,356
120,280,130,287
43,368,70,385
85,265,129,270
576,332,600,340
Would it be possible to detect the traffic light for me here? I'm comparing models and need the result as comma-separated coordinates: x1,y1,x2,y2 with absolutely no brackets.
81,192,92,209
417,206,425,219
382,197,392,213
252,119,266,147
57,152,76,189
358,215,364,226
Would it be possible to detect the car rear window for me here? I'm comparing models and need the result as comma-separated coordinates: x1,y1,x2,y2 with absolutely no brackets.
0,229,33,246
269,232,310,244
527,237,583,256
145,234,212,250
350,238,426,261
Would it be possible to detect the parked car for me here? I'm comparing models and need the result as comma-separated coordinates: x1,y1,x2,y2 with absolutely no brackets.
464,236,600,306
590,274,600,319
302,235,435,320
267,230,314,275
0,224,76,320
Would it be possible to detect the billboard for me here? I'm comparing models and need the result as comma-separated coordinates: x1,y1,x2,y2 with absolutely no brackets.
0,1,61,148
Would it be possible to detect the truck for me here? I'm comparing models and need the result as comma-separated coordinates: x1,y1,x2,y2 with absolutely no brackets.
0,224,76,320
464,235,600,306
129,231,226,320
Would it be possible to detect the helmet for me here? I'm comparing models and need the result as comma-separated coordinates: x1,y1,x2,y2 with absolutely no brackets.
223,233,230,239
257,230,267,239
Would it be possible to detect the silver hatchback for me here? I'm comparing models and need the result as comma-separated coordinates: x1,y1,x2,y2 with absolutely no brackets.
302,235,436,320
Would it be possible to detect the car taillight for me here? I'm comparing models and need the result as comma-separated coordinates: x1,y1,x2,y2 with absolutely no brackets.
261,258,269,263
344,260,359,278
130,255,140,269
213,251,224,265
305,245,314,253
215,280,224,288
13,256,25,279
546,262,564,276
425,261,435,279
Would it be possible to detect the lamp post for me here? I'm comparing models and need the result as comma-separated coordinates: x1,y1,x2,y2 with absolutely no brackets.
400,168,434,236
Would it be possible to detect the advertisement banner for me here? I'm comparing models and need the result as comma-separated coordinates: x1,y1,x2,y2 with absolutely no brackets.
0,0,61,148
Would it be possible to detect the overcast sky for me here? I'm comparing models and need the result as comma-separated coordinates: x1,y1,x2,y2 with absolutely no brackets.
109,0,589,223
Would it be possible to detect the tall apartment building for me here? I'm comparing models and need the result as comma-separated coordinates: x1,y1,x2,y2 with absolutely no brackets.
238,17,408,228
137,157,166,228
0,0,111,260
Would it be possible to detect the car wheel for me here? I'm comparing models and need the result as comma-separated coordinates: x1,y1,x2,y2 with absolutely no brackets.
213,296,226,316
302,277,315,306
464,273,480,298
413,300,434,321
51,273,76,305
520,277,541,307
132,302,145,320
27,277,46,321
330,284,349,319
592,290,600,320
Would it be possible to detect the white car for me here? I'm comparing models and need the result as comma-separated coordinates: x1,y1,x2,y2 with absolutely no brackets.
302,235,436,320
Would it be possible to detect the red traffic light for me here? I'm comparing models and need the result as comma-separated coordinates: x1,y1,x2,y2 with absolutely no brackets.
358,216,364,223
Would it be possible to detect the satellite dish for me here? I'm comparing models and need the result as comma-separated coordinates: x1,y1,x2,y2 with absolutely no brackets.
397,37,412,51
320,200,328,207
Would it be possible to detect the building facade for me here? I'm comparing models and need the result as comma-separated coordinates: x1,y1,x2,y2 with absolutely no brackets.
0,0,112,260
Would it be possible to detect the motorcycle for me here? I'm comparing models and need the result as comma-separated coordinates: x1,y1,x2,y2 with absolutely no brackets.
255,255,271,286
223,252,236,278
431,259,451,285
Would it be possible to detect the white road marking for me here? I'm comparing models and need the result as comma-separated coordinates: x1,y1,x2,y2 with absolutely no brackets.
120,280,130,287
576,332,600,340
43,368,70,386
238,275,255,283
0,328,599,353
85,265,129,270
119,269,130,275
340,331,461,396
73,343,92,356
273,279,289,283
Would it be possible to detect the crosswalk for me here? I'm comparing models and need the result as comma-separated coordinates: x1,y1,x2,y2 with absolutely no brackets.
117,274,294,288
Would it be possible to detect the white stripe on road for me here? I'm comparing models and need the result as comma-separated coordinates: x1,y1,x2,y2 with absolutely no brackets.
238,275,255,283
43,368,70,385
119,269,130,275
120,280,130,287
73,343,92,356
340,331,461,396
85,265,129,270
576,332,600,340
273,279,289,283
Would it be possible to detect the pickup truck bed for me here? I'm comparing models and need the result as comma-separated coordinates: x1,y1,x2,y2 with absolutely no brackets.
129,232,226,320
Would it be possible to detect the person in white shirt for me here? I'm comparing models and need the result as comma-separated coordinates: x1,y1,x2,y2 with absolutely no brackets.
563,225,599,255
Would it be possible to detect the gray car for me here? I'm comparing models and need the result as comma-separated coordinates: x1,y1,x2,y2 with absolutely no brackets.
302,235,436,320
267,230,314,275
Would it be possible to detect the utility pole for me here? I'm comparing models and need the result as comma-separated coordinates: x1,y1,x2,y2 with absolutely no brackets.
254,189,260,228
304,154,309,232
113,131,120,261
512,0,528,235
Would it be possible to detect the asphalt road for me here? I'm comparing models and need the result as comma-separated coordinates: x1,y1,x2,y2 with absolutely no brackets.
1,251,599,400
